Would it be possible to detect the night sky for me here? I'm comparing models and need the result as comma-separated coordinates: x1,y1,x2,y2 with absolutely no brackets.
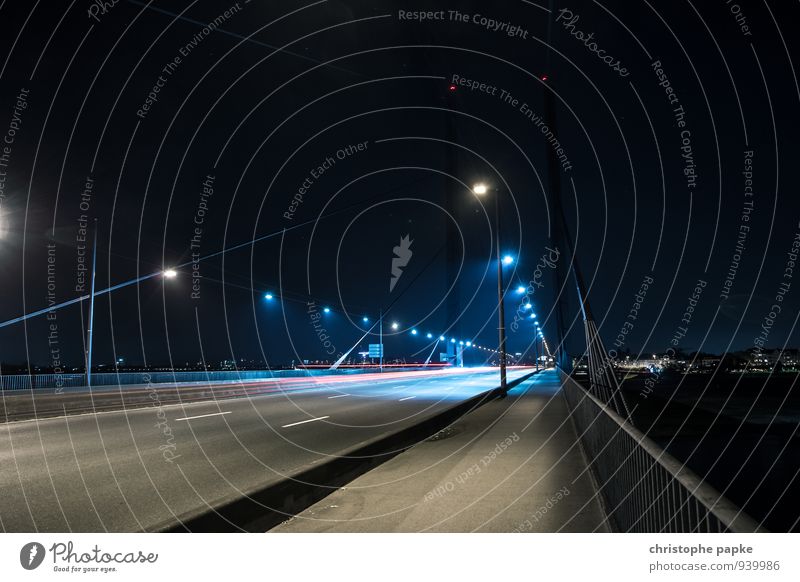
0,0,798,369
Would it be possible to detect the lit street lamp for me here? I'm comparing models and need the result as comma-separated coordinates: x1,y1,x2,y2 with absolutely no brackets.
473,182,509,395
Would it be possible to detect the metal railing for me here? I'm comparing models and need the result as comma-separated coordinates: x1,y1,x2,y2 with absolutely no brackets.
0,367,428,392
561,372,766,533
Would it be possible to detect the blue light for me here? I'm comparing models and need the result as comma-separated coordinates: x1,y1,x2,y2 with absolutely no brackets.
363,316,369,323
439,336,446,341
323,307,331,313
516,286,526,294
459,341,464,345
466,341,472,347
530,314,536,319
411,329,418,335
450,338,456,343
264,293,274,300
524,303,532,309
426,333,433,339
502,255,514,265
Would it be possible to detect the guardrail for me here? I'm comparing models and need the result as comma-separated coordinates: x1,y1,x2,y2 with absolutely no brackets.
561,372,766,533
0,367,429,391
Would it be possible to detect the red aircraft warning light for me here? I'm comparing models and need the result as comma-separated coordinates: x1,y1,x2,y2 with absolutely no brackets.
448,84,457,91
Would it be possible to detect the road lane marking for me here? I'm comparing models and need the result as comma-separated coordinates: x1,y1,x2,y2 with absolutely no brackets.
175,411,232,421
327,394,348,399
398,396,416,401
282,415,330,428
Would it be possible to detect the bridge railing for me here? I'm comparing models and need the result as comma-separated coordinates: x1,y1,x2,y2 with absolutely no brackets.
561,372,766,533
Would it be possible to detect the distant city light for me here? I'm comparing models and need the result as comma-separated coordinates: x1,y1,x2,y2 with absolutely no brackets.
264,293,274,300
323,307,331,313
450,338,456,343
392,322,399,330
163,269,177,278
439,336,446,341
426,333,433,339
466,341,472,347
516,286,526,294
411,329,418,335
459,341,464,345
363,316,369,323
502,255,514,265
524,303,532,309
472,183,488,195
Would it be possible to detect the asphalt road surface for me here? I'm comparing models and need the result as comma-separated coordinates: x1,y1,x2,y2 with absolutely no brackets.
0,367,533,532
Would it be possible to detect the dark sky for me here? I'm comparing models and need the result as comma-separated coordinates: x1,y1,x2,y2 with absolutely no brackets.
0,0,798,369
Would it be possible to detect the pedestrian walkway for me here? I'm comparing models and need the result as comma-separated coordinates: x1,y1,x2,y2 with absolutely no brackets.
272,369,610,532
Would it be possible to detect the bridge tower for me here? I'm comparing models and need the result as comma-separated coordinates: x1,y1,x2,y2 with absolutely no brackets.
543,0,631,419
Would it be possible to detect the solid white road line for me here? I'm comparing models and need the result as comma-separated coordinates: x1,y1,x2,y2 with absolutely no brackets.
174,411,232,421
327,394,348,399
398,396,416,401
282,415,330,428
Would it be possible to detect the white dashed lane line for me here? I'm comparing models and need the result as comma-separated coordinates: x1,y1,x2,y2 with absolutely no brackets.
175,411,232,422
282,416,330,428
398,396,416,401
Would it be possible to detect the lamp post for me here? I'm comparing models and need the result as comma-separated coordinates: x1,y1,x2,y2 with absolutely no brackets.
473,183,508,395
85,221,98,387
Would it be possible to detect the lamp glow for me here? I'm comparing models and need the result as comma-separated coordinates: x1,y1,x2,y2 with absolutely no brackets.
472,183,488,195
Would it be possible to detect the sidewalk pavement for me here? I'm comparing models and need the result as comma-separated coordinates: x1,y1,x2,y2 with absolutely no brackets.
271,369,610,532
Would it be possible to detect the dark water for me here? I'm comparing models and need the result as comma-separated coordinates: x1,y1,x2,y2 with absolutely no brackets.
617,372,800,532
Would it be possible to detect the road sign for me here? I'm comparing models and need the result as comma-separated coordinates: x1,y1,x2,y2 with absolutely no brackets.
368,343,384,358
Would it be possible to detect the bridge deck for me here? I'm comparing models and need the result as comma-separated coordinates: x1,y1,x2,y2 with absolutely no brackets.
272,369,610,532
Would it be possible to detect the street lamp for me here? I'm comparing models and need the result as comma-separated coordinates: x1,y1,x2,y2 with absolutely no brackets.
163,269,177,278
473,182,509,395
